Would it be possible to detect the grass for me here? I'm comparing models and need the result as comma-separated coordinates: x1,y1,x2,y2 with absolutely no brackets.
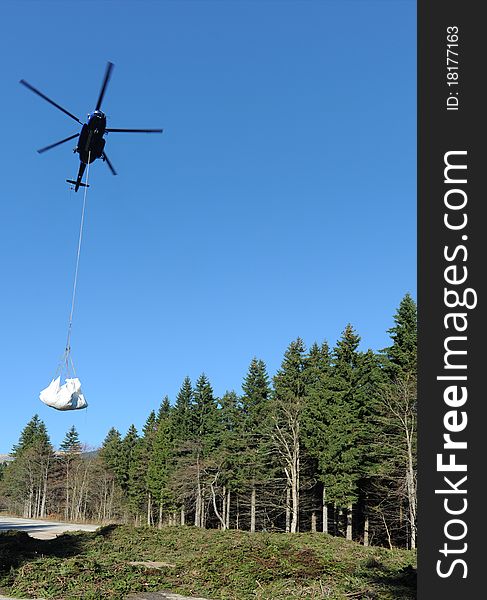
0,525,416,599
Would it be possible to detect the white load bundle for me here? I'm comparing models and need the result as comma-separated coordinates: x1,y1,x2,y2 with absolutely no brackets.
39,376,88,411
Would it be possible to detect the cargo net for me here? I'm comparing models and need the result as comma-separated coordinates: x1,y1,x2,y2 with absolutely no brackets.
40,347,87,411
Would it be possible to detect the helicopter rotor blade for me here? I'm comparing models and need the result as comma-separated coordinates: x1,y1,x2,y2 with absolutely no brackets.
102,152,117,175
106,128,163,133
20,80,82,124
95,62,114,111
37,133,80,154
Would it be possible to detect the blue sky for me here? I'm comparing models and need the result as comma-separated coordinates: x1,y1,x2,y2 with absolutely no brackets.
0,0,416,453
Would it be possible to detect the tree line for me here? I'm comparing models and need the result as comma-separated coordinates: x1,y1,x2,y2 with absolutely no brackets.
0,294,417,549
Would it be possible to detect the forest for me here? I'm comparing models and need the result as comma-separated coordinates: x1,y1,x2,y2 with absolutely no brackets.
0,294,417,551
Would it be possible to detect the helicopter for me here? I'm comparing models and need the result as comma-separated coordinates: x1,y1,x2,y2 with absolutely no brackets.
20,62,163,192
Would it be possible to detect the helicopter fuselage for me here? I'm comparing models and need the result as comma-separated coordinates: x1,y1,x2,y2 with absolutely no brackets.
76,111,106,164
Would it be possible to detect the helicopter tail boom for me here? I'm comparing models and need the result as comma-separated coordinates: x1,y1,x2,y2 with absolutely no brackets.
66,179,89,193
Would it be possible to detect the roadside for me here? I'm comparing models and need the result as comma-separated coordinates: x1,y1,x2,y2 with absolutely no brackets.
0,518,211,600
0,591,211,599
1,521,416,599
0,516,99,540
127,594,210,599
0,593,210,600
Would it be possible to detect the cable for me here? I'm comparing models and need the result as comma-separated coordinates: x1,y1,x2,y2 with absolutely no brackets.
64,153,91,368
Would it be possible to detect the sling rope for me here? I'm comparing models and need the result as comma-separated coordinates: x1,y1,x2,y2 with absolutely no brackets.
64,153,91,373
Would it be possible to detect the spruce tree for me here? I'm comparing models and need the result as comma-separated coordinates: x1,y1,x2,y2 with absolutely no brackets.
192,373,221,454
127,437,150,522
6,416,53,518
377,295,417,548
146,408,175,526
156,397,171,423
271,338,307,533
98,428,124,520
143,410,158,438
172,378,194,444
170,377,196,524
12,415,47,456
320,325,365,537
302,341,332,533
240,357,271,532
242,358,270,421
99,428,123,481
59,425,83,520
119,425,139,495
382,293,417,379
191,373,220,527
211,390,242,530
60,425,82,454
139,409,160,524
